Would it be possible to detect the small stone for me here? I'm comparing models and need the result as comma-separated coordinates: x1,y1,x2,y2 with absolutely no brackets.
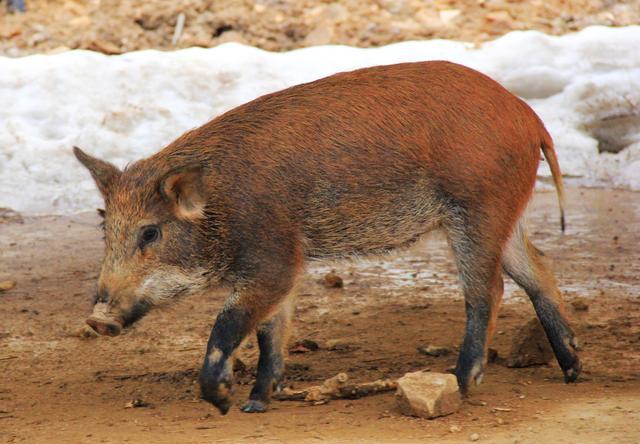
325,339,349,351
571,299,589,312
439,9,461,24
322,271,344,288
134,9,165,30
69,16,92,28
85,39,122,55
506,318,554,368
469,433,480,441
304,24,333,46
322,3,348,22
0,280,16,292
0,208,23,224
289,339,320,354
449,425,462,433
124,398,149,408
395,371,461,419
485,10,512,23
417,344,452,357
289,343,310,354
216,31,247,45
467,399,487,406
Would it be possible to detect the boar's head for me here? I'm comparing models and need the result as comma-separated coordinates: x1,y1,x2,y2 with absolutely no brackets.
74,146,220,336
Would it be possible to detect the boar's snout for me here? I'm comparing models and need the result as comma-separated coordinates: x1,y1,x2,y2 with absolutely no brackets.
86,317,122,337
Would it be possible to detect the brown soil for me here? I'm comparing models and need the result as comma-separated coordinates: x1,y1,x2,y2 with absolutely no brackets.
1,188,639,443
1,0,639,56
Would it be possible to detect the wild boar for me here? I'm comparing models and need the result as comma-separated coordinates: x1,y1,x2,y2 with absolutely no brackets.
74,61,581,415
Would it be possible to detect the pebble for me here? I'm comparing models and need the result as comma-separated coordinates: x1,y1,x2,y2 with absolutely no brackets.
485,10,512,23
0,208,23,224
439,9,461,24
304,24,333,46
571,299,589,311
0,280,16,292
325,338,349,351
124,398,149,408
417,344,452,357
289,339,319,353
467,399,487,406
322,271,344,288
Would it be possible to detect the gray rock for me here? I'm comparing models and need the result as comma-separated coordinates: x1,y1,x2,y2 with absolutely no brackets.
506,318,554,367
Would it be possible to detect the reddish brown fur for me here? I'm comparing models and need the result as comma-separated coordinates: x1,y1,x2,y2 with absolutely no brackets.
75,61,580,414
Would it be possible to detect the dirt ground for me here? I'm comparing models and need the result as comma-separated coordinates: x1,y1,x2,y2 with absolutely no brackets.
1,0,639,56
0,188,639,443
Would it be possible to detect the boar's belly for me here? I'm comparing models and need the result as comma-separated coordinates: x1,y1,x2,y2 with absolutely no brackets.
300,182,442,259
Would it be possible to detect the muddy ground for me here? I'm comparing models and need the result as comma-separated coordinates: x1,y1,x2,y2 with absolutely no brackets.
1,0,639,56
0,188,639,443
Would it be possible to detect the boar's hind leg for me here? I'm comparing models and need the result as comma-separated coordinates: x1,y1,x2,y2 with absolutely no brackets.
241,297,294,413
502,222,581,382
447,219,505,394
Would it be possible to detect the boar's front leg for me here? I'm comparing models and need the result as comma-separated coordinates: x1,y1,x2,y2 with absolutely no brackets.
199,247,302,414
241,297,294,413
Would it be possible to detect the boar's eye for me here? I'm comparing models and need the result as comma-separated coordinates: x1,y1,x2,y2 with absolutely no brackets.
138,225,161,250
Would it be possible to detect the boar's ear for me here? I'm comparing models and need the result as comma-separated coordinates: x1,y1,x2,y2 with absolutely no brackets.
73,146,121,198
160,167,206,220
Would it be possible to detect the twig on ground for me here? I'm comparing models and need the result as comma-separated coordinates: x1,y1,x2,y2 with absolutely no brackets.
274,372,397,403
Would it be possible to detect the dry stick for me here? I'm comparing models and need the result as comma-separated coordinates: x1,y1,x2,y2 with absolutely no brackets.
172,13,186,46
0,356,17,361
274,373,397,402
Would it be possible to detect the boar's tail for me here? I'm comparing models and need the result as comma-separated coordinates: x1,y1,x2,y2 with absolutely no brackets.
539,124,566,233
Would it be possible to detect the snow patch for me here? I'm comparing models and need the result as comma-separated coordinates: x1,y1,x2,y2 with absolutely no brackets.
1,26,639,215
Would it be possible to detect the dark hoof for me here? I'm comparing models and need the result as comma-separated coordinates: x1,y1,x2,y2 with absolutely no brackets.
559,337,581,383
240,399,268,413
202,394,232,415
563,359,582,383
455,361,484,395
217,398,232,415
200,381,233,415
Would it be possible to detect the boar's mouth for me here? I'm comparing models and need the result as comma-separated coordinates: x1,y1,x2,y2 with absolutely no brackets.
121,300,152,328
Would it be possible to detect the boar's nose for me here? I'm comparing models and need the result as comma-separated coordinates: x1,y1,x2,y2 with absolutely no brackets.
86,317,122,337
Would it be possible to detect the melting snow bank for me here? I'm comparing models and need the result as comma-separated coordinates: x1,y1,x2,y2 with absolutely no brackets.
1,25,639,215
